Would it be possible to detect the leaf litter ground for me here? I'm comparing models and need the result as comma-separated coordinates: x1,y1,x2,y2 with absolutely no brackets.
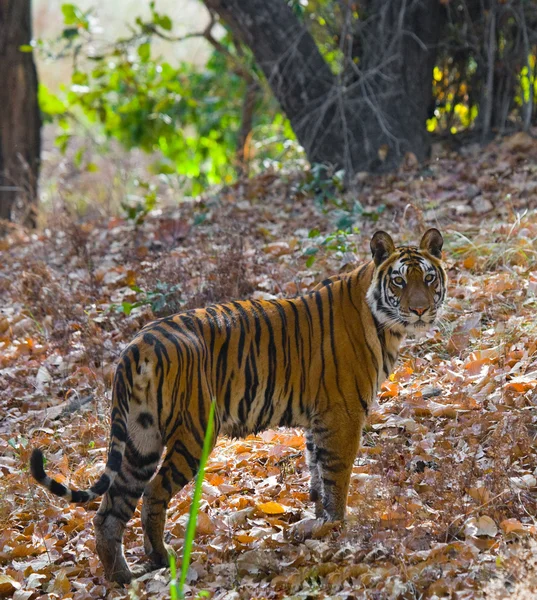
1,133,537,599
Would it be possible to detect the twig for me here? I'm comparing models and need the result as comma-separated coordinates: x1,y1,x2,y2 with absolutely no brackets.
33,394,94,421
147,11,256,84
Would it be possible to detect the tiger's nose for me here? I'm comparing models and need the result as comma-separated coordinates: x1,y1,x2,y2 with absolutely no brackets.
410,307,427,316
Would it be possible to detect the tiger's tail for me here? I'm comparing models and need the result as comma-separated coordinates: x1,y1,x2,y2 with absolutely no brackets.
30,372,128,503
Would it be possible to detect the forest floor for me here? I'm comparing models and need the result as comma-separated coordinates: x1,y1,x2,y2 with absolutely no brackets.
1,132,537,599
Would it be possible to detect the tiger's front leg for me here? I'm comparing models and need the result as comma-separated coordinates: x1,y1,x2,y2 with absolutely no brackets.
310,413,363,521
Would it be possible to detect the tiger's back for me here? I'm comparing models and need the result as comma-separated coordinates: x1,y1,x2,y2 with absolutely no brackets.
30,228,446,583
128,259,382,442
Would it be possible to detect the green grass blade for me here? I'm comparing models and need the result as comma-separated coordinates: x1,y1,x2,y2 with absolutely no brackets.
177,400,216,597
169,552,179,600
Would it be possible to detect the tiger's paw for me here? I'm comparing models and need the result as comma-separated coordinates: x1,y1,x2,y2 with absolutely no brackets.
286,516,340,542
107,567,134,585
146,544,175,570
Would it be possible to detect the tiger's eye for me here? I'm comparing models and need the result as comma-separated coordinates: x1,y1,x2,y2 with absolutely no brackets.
425,273,435,284
393,276,405,286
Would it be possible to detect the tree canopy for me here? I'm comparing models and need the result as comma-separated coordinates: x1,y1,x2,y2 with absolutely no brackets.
34,0,536,198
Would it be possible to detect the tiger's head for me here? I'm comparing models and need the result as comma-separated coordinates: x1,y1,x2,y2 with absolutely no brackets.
366,228,446,336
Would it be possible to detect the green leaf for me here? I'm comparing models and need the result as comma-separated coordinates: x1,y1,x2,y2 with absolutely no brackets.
138,43,150,62
61,4,78,25
74,147,85,168
303,247,319,256
155,15,172,31
336,213,354,231
55,132,72,154
38,85,66,117
72,71,88,86
193,213,207,226
86,162,99,172
121,301,134,316
306,255,316,268
19,45,33,53
308,228,320,238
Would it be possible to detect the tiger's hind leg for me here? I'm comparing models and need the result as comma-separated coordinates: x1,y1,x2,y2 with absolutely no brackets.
141,422,217,568
305,431,323,518
311,415,363,522
94,428,163,583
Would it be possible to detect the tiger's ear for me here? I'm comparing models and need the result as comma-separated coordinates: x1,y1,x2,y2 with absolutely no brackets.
370,231,396,266
420,228,443,258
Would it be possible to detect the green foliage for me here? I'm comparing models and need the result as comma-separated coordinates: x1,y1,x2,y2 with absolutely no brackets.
112,282,183,316
39,85,67,121
36,0,535,197
170,400,215,599
515,55,537,108
427,62,480,134
120,180,158,226
299,163,385,267
303,227,359,268
298,163,345,204
61,3,90,28
38,4,301,195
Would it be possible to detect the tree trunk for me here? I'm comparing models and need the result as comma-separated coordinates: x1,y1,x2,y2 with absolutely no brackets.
203,0,445,177
356,0,446,170
0,0,41,227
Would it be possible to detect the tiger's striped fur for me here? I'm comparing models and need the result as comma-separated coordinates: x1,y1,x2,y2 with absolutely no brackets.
30,229,446,583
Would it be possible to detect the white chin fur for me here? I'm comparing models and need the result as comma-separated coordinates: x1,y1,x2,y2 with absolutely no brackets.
405,320,435,337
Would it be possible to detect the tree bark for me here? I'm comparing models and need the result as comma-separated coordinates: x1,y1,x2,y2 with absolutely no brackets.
203,0,445,177
0,0,41,227
357,0,446,170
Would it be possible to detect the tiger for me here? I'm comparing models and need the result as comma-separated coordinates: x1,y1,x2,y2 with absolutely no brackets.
30,228,446,583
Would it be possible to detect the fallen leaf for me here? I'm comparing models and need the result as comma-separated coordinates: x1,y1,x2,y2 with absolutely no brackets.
256,501,287,515
500,519,529,535
0,575,20,596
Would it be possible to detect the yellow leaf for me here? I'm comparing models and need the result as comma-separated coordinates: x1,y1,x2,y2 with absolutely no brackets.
505,375,537,393
51,570,71,595
379,510,408,529
380,381,399,399
282,435,304,449
235,534,256,544
257,501,286,515
463,255,476,269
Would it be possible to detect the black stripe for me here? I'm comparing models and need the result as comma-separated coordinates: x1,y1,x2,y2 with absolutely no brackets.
49,479,68,497
125,437,162,467
107,449,123,472
111,420,127,443
253,302,278,430
91,474,111,495
71,490,91,503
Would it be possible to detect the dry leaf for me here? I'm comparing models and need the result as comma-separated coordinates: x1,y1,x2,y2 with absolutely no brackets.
0,575,21,596
257,501,287,515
